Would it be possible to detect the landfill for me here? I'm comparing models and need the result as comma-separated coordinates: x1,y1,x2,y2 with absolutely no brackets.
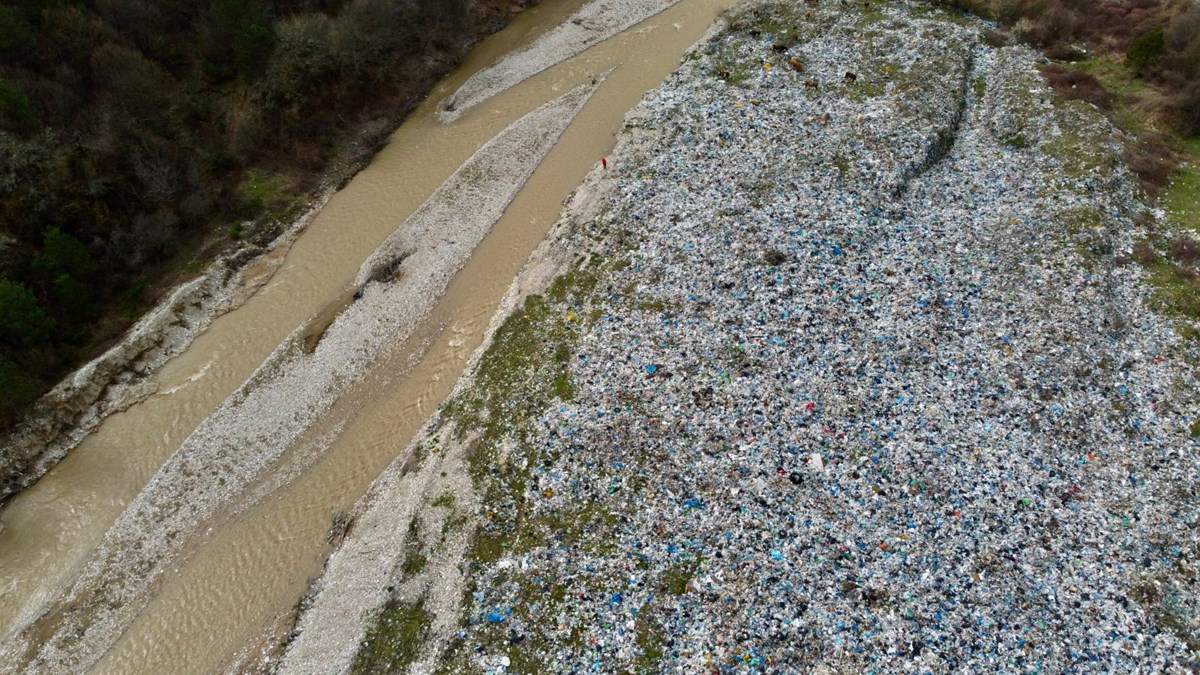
441,0,1200,671
287,0,1200,671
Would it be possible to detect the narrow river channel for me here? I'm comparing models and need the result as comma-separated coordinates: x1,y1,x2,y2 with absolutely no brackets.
0,0,738,671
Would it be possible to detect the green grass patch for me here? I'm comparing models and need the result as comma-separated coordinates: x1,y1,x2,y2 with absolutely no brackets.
855,0,889,27
401,549,427,576
1145,259,1200,319
552,371,575,401
237,169,302,216
1040,116,1120,180
1072,56,1149,97
351,598,431,674
633,617,666,670
1056,207,1111,265
635,296,679,313
912,2,975,25
713,60,756,87
444,261,605,570
661,560,698,596
1164,156,1200,235
431,492,456,509
470,531,508,564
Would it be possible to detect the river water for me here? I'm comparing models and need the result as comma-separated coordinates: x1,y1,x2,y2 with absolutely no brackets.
0,0,737,671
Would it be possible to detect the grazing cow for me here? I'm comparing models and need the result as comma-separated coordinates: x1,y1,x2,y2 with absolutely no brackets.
788,57,805,72
804,78,820,90
844,71,858,84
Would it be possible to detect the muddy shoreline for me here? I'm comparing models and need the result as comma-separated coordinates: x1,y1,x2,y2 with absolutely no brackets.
3,81,603,675
277,171,603,674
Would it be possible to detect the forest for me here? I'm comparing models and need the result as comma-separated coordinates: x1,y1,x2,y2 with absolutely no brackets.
0,0,511,426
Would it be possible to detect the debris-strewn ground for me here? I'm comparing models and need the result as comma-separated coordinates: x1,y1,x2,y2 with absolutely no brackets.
296,1,1200,672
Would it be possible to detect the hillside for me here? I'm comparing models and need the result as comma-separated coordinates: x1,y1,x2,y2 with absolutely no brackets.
0,0,515,427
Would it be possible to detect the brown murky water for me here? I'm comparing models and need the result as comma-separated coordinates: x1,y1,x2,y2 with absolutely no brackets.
0,0,738,671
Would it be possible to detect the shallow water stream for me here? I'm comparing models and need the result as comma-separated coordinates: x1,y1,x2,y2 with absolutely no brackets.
0,0,738,671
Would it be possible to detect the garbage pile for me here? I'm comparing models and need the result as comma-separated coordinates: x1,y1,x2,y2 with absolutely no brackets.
452,0,1200,671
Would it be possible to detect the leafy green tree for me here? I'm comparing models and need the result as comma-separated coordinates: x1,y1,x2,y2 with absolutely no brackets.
1127,26,1166,75
255,14,335,110
0,78,38,133
32,227,93,284
211,0,276,83
234,19,275,82
0,4,35,55
49,272,95,321
0,279,54,347
31,227,97,323
0,357,42,421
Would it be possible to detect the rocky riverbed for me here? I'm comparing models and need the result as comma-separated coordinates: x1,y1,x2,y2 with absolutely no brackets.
0,81,605,674
288,0,1200,672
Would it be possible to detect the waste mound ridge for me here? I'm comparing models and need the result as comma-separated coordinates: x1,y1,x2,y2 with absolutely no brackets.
439,1,1200,671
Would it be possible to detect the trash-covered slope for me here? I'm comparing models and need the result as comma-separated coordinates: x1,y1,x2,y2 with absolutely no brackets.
291,0,1200,672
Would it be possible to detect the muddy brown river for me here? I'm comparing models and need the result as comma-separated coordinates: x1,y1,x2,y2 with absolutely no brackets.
0,0,738,671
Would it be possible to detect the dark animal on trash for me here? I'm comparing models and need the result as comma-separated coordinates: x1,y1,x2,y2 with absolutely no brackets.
789,58,805,72
844,71,858,83
749,29,762,38
804,78,819,90
772,42,790,53
763,249,788,265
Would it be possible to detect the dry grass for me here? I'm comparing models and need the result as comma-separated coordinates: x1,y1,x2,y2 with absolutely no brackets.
1039,63,1115,109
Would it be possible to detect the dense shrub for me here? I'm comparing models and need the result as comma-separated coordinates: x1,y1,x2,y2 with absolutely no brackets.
1126,26,1166,74
0,79,38,132
0,279,54,348
934,0,1200,140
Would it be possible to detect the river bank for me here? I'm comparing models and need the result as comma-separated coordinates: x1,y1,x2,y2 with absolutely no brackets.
1,0,750,669
442,0,682,121
0,0,554,510
2,81,602,674
285,0,1200,671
